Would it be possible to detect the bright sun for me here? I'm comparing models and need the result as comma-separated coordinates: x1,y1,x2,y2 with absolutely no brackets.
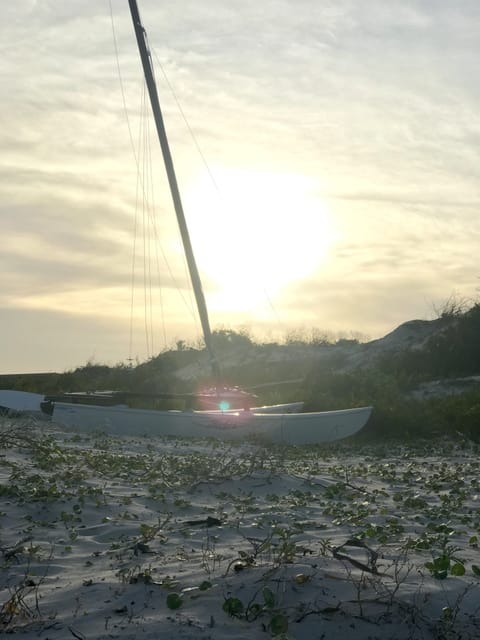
183,167,336,312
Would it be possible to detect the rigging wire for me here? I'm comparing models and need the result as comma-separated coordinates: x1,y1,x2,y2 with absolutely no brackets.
151,47,221,195
110,2,285,353
144,97,169,352
130,7,200,335
140,85,152,358
129,100,141,363
109,1,201,360
151,45,284,329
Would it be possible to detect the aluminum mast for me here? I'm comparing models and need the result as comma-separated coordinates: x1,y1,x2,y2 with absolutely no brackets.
128,0,220,379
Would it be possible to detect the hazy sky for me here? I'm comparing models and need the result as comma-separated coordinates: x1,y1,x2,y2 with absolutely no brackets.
1,1,479,373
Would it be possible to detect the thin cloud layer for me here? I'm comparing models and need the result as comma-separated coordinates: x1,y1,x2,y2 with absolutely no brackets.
0,1,479,371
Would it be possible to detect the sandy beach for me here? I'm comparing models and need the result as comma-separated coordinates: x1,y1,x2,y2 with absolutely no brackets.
1,415,479,639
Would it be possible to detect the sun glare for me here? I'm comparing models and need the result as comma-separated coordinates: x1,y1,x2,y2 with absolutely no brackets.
183,168,336,312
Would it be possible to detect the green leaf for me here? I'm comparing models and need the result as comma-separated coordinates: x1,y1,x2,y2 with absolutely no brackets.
270,613,289,636
451,562,465,576
198,580,212,591
442,606,453,621
223,597,244,618
435,555,451,571
263,587,275,608
166,593,183,610
472,564,480,576
425,558,449,580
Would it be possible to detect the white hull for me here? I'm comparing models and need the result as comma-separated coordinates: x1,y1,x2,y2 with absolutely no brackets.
52,402,372,444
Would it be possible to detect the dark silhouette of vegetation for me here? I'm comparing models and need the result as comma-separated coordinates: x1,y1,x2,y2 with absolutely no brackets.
376,304,480,382
1,304,480,441
302,303,480,441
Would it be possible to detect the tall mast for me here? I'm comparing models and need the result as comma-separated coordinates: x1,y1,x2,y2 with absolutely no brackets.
128,0,220,379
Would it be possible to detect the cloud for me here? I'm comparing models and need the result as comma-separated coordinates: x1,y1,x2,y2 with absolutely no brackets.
1,1,479,371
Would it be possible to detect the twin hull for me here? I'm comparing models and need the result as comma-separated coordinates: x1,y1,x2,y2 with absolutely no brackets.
52,403,372,445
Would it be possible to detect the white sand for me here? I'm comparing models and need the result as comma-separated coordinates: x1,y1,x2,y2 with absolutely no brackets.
1,416,479,639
